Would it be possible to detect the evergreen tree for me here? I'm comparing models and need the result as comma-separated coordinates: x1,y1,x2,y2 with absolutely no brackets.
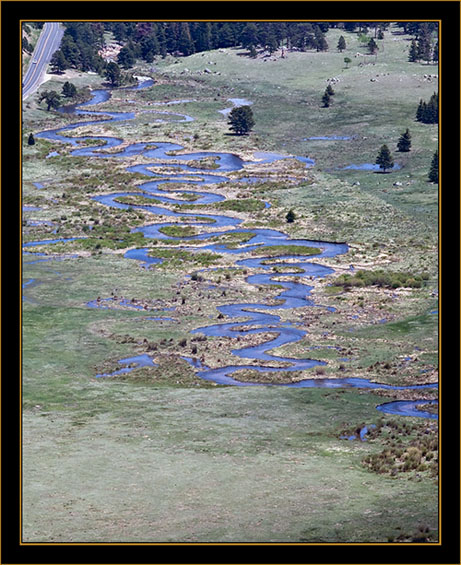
38,90,61,111
337,35,346,52
428,150,438,182
326,83,335,96
286,209,296,223
62,81,77,98
177,22,195,56
104,61,122,86
28,133,35,145
50,49,68,73
314,25,328,51
249,44,257,58
416,92,438,124
397,129,412,152
240,22,259,50
408,39,418,62
117,45,136,68
417,23,432,63
228,105,255,135
416,99,425,122
375,145,394,172
344,57,351,68
321,90,331,107
367,37,378,54
432,40,439,62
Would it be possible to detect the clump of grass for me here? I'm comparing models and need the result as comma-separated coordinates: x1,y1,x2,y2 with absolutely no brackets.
334,269,429,290
252,244,319,258
359,419,438,477
158,225,199,238
149,248,222,268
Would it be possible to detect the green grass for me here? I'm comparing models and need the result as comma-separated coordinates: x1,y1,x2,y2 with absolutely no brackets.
22,387,438,543
21,23,438,544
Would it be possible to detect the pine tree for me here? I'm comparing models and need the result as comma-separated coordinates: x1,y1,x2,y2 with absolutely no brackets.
28,133,35,145
38,90,61,111
104,61,122,87
337,35,346,52
375,144,394,172
50,50,68,73
432,40,438,62
408,39,418,62
62,81,77,98
368,37,378,54
228,106,255,135
417,23,432,63
416,99,425,122
326,83,335,96
286,209,296,223
321,90,331,107
117,45,136,69
428,150,438,183
397,129,412,152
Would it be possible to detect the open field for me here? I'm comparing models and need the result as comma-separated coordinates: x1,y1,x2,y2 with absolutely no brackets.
22,23,438,543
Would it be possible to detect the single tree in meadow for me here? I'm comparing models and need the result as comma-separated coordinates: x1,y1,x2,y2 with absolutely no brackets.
38,90,61,111
28,133,35,145
344,57,351,68
337,35,346,52
321,89,331,107
397,129,412,152
326,83,335,96
228,105,255,135
286,209,296,223
375,144,394,172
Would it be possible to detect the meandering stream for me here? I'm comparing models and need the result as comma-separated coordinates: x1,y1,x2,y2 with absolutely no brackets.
28,79,437,419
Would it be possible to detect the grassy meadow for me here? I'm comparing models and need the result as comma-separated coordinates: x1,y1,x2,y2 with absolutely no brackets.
22,23,439,543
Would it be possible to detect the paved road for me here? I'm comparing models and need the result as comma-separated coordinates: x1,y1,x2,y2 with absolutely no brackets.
22,22,64,100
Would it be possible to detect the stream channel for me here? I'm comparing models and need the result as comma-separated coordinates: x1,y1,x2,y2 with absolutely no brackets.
30,79,437,420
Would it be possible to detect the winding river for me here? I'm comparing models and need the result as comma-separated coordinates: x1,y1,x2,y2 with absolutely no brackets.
29,79,437,419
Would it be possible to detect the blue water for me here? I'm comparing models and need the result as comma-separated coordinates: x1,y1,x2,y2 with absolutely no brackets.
30,81,438,418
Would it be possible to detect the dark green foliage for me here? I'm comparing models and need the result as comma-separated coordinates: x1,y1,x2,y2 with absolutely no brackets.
62,81,77,98
397,129,411,152
334,269,428,290
344,57,351,68
22,36,32,53
38,90,61,111
286,209,296,223
416,92,438,124
28,133,35,145
98,21,340,61
367,37,378,54
321,90,331,107
375,144,394,172
417,23,433,63
117,45,136,68
337,35,346,52
428,150,438,183
50,50,68,73
58,23,105,72
314,25,328,51
326,83,335,96
228,105,255,135
408,39,418,62
432,40,438,62
104,61,122,87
